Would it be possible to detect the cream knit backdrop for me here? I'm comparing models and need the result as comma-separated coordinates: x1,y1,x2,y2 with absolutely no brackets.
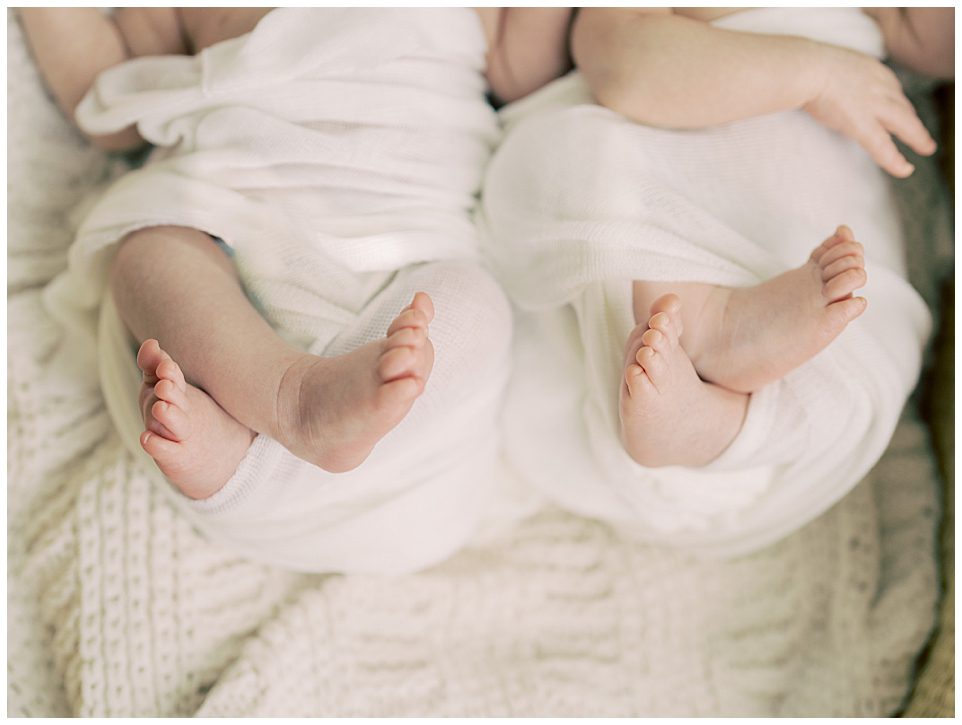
7,12,953,717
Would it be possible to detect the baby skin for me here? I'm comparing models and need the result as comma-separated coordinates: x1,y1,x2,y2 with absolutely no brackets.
138,293,435,500
621,225,867,468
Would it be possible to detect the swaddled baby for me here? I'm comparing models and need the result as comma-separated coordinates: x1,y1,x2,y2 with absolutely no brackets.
479,7,950,553
21,7,572,573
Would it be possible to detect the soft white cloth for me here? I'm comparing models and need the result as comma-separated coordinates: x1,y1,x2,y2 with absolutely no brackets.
479,8,932,556
41,7,520,573
8,9,947,717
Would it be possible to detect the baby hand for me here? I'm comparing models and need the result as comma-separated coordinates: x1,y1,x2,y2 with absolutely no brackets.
803,45,936,178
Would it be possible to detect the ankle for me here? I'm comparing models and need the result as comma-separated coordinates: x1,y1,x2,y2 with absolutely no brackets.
682,285,731,364
271,352,319,442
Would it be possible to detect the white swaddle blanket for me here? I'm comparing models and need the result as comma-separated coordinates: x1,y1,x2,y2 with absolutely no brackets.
41,8,518,573
479,8,932,556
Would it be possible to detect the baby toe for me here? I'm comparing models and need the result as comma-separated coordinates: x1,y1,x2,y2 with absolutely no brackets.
648,312,681,347
640,328,668,354
835,224,855,242
151,399,191,442
819,240,864,269
146,415,177,441
624,363,653,399
410,292,435,323
823,267,868,302
154,378,189,410
377,345,417,381
811,227,854,262
156,357,187,393
387,308,429,336
387,326,428,350
821,254,864,283
636,345,667,388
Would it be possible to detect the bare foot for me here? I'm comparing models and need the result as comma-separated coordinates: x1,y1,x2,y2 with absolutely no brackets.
273,292,436,473
684,225,868,393
138,339,256,500
620,294,749,468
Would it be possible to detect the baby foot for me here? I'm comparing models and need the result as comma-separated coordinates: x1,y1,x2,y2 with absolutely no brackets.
273,292,436,473
686,225,868,393
620,294,749,468
138,339,256,500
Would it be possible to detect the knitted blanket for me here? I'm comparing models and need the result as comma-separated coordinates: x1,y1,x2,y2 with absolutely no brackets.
7,11,950,717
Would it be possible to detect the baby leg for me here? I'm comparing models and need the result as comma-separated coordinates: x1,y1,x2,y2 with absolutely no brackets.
151,260,513,575
110,226,436,493
632,226,868,393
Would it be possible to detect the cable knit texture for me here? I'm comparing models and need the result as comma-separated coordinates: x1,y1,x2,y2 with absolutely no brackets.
7,11,952,717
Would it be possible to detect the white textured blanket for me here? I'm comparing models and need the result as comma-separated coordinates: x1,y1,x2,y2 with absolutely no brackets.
7,9,950,717
479,9,933,556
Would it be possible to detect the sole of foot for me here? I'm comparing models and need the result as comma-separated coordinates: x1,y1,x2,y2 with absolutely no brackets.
686,225,868,393
138,339,255,500
620,294,749,468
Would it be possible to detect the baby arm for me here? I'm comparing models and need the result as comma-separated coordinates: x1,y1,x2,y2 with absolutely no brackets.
19,8,187,152
484,8,573,105
869,7,955,79
572,9,829,128
572,8,936,178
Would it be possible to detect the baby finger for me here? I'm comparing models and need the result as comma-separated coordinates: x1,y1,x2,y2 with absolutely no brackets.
860,124,914,178
880,101,937,157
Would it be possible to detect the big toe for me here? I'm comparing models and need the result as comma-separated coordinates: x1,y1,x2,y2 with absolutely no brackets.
137,339,165,377
835,224,855,242
410,291,435,323
648,294,683,340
